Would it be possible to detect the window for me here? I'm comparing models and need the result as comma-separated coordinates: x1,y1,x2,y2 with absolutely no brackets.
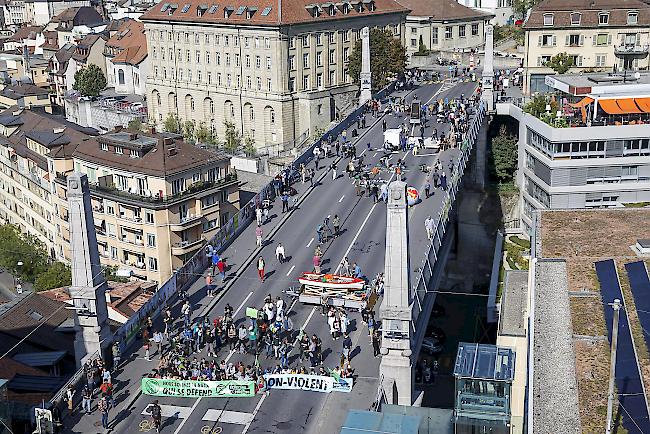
256,55,261,68
570,55,583,66
392,24,400,35
445,26,453,39
567,34,583,46
245,36,250,47
343,30,350,42
257,77,262,90
267,78,272,91
543,13,553,26
289,77,296,91
594,33,610,46
145,211,154,223
537,55,552,66
344,47,349,61
225,53,231,66
101,143,109,151
245,55,251,68
459,25,466,38
596,54,606,67
303,53,309,68
265,38,270,49
216,52,221,65
266,56,271,70
246,76,252,88
599,12,609,25
570,12,581,25
206,52,210,64
194,33,200,43
217,73,222,86
196,51,201,63
329,32,335,44
197,70,202,82
289,55,295,70
410,38,417,47
111,247,118,259
539,34,555,47
255,37,260,48
471,23,479,36
224,35,229,46
130,149,139,158
628,12,638,25
432,27,438,45
303,75,309,89
115,146,123,154
317,51,322,66
289,37,295,49
329,49,336,63
235,53,240,66
147,233,156,247
316,33,322,45
317,73,323,88
302,35,309,47
205,34,210,43
148,257,158,271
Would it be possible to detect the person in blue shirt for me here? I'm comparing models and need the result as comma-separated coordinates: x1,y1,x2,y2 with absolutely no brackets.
353,263,362,279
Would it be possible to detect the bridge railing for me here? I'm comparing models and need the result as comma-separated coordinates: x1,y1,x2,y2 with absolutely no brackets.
410,99,487,333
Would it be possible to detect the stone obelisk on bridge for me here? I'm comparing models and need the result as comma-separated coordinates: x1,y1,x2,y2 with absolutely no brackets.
379,180,413,405
481,24,495,112
68,173,111,367
359,26,372,105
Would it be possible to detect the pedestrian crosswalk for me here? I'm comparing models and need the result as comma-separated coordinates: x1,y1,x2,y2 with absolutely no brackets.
141,404,255,426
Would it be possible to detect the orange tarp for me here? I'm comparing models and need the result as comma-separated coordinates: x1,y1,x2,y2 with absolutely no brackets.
570,97,594,108
634,98,650,113
616,98,643,114
599,99,624,115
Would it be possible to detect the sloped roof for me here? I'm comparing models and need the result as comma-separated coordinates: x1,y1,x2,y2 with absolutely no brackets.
525,0,650,29
0,358,47,382
141,0,409,26
6,26,42,42
396,0,491,20
0,83,49,99
72,34,106,61
106,20,147,65
52,6,103,28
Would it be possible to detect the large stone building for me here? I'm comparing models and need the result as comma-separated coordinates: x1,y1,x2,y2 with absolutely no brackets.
0,106,240,284
397,0,492,56
523,0,650,94
24,0,92,26
140,0,408,150
497,73,650,233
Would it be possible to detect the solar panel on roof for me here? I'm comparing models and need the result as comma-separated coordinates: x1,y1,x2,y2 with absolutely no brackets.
208,4,218,12
160,2,170,11
235,5,245,14
181,3,191,12
261,6,271,15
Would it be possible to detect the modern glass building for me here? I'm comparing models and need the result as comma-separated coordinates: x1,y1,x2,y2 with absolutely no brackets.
453,342,516,434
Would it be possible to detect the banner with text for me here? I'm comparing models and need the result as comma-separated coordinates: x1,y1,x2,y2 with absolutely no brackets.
141,378,256,398
263,374,353,393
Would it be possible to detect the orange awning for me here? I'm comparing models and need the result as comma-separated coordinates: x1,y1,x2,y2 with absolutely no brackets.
599,99,624,115
571,97,594,108
635,98,650,113
616,98,643,114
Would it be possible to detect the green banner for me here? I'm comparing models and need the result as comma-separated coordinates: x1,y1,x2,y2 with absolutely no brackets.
141,378,256,398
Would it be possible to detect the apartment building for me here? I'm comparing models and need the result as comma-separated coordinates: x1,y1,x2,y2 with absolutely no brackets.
0,106,240,283
497,73,650,233
0,0,27,28
141,0,408,150
457,0,513,25
104,19,148,95
46,6,104,48
24,0,91,26
523,0,650,94
0,84,51,111
0,107,95,256
398,0,491,56
50,127,240,283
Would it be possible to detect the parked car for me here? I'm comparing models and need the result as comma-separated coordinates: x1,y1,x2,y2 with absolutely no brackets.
421,336,444,355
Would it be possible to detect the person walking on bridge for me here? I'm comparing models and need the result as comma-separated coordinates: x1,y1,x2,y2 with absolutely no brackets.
255,225,263,247
276,243,286,264
257,256,266,282
425,216,435,240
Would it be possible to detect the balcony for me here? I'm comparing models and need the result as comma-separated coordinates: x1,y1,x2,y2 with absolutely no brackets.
170,213,203,231
171,237,204,255
55,173,238,210
614,44,650,58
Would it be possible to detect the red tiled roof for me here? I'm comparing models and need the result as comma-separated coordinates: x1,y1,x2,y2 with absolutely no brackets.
107,20,147,66
525,0,650,28
141,0,408,26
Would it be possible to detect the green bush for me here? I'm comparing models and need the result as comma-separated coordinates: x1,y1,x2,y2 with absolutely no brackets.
508,235,531,249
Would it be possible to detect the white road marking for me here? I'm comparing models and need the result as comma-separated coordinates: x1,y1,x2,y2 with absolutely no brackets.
301,306,317,330
203,409,254,425
338,195,345,203
172,398,202,434
142,404,192,419
241,393,266,434
234,291,253,316
286,265,295,276
306,237,314,247
373,152,378,158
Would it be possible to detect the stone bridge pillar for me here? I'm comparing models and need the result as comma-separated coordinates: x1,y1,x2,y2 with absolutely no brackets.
379,181,413,405
481,25,495,112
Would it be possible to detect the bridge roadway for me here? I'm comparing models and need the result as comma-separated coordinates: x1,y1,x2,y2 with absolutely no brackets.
87,79,477,434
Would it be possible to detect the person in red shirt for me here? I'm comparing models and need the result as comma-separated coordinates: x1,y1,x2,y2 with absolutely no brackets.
99,379,114,408
217,259,226,282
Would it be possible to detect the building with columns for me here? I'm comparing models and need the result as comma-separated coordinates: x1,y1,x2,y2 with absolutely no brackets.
140,0,408,151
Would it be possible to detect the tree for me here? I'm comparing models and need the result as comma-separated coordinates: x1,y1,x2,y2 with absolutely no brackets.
163,113,182,133
545,52,573,75
0,224,48,283
416,35,428,55
34,262,71,292
195,122,210,144
490,126,518,184
243,134,256,157
524,94,559,118
511,0,542,19
127,118,144,131
73,64,106,97
223,121,241,153
104,265,128,283
348,28,406,89
183,120,196,142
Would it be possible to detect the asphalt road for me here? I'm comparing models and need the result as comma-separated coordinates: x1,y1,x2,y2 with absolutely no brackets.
112,78,478,434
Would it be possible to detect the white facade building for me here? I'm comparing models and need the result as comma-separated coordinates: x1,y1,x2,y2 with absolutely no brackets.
24,0,92,25
457,0,513,25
